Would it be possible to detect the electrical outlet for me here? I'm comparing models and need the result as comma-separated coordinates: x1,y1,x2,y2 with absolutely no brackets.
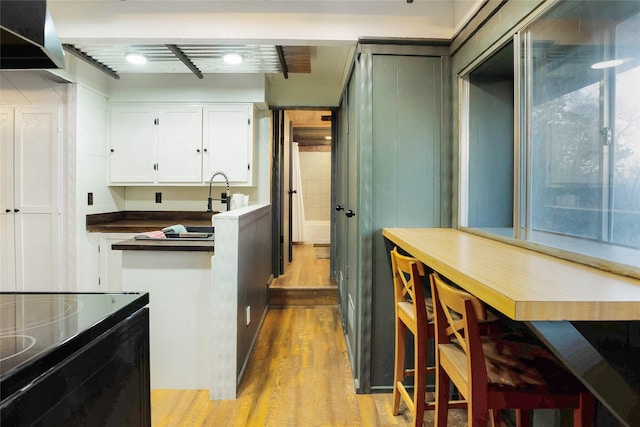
155,192,162,203
245,306,251,326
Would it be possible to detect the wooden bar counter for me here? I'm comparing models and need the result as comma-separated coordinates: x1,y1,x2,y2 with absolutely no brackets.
382,227,640,321
382,227,640,427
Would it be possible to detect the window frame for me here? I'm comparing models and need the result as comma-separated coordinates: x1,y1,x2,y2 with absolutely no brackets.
458,0,640,279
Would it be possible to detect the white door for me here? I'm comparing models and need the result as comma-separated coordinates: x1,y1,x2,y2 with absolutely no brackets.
109,106,156,183
157,106,203,183
0,107,16,290
203,104,252,184
14,106,61,291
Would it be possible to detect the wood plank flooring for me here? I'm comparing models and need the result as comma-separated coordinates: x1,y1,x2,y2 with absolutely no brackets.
150,244,467,426
269,244,337,306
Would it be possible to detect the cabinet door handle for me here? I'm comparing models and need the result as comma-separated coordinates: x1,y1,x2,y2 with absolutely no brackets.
153,163,158,171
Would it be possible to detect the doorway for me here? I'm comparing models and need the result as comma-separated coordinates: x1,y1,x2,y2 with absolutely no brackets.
272,108,334,277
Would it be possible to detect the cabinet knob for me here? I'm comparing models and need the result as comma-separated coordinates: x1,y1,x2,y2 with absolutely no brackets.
14,209,19,213
197,149,201,153
203,148,208,153
345,209,356,218
5,209,10,213
335,205,344,211
110,149,114,153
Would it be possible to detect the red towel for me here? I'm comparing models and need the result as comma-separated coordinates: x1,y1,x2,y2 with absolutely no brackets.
136,230,166,239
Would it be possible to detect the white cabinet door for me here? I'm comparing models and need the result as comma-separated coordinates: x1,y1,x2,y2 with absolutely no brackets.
203,104,253,184
100,233,137,291
0,107,16,291
109,106,156,183
1,106,62,292
109,105,204,184
157,106,203,183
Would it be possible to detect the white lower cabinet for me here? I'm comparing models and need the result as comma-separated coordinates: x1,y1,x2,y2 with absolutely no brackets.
99,233,137,291
0,106,62,292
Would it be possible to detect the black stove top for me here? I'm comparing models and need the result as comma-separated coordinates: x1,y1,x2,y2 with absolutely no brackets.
0,292,148,399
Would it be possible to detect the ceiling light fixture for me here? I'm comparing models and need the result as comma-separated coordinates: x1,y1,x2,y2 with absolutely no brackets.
125,52,147,65
591,59,624,69
223,53,243,65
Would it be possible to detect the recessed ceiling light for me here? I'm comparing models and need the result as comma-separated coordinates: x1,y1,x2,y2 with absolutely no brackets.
223,53,243,65
591,59,624,69
125,52,147,65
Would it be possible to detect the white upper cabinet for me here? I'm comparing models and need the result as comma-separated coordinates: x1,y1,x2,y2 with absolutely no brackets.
109,106,156,183
157,107,203,183
109,105,203,184
203,104,253,185
109,103,254,186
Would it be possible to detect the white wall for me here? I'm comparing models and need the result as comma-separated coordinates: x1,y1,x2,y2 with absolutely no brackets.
103,74,271,212
300,150,331,221
107,73,266,105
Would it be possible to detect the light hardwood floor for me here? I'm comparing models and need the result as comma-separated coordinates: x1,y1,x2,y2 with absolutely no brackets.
150,244,466,426
271,243,334,288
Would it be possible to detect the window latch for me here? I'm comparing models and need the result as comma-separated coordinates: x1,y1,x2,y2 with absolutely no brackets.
601,127,612,145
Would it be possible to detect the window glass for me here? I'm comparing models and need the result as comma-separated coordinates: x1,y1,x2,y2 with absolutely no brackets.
524,1,640,265
611,14,640,249
463,0,640,269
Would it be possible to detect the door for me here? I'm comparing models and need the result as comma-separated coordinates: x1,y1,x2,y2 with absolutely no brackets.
203,104,252,184
345,75,359,377
0,107,16,290
157,106,203,183
109,106,156,183
335,102,348,327
287,130,295,263
14,106,62,291
282,112,292,269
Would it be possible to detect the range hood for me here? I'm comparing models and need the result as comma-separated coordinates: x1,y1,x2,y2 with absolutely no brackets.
0,0,65,70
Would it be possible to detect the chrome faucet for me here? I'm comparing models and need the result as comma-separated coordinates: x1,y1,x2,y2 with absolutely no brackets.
207,171,230,212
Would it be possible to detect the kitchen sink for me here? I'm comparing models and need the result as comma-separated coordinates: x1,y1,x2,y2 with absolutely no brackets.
135,226,214,241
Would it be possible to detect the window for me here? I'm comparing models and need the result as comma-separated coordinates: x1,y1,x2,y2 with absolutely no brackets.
462,0,640,270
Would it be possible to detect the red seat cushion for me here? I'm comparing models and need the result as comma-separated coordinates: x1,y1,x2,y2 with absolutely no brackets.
482,332,586,394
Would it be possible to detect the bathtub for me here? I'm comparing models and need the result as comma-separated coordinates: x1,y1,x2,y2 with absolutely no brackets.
304,220,330,245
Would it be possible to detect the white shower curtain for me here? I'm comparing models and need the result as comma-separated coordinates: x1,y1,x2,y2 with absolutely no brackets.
291,142,306,243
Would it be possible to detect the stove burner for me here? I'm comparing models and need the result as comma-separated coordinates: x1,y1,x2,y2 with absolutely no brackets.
0,335,36,362
0,296,84,336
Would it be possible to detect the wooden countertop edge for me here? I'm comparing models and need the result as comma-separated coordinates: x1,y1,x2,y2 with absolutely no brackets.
86,211,218,233
112,239,214,252
382,227,640,321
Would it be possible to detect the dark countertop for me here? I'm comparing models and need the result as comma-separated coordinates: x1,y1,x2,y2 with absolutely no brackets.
0,292,149,403
86,211,218,233
112,238,214,252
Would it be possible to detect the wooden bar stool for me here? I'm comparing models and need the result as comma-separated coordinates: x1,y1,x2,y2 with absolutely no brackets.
390,248,499,426
430,272,595,427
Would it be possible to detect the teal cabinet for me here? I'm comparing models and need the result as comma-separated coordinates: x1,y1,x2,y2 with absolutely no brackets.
333,43,450,392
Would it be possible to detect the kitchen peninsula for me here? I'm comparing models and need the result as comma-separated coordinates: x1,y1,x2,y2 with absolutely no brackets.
0,292,150,426
109,204,272,400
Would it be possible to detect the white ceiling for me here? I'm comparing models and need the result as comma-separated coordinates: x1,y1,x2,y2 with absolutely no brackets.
48,0,484,105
